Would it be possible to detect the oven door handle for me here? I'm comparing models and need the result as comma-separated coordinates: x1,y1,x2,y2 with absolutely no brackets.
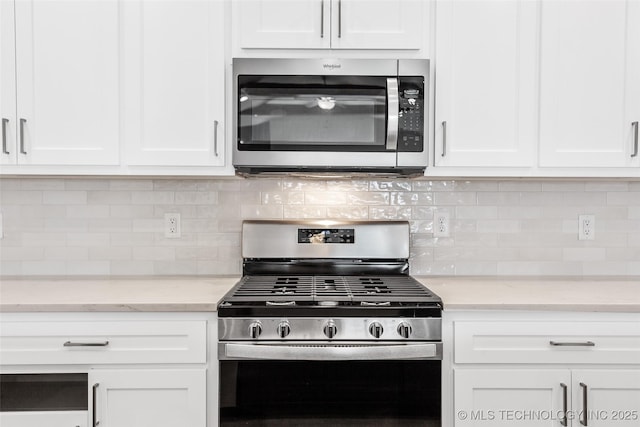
386,78,399,151
220,342,442,361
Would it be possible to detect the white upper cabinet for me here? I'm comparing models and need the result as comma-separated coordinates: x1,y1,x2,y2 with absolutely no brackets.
13,0,120,166
330,0,423,49
236,0,424,50
434,0,537,168
122,0,225,167
539,0,640,168
0,0,17,166
237,0,331,49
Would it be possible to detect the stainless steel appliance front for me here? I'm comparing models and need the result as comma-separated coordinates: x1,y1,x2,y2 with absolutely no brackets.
232,58,429,175
218,220,442,426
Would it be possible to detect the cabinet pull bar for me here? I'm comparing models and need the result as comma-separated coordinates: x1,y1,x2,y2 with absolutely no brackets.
632,121,639,158
64,341,109,347
580,382,588,426
19,118,26,154
214,120,219,157
549,341,595,347
93,383,100,426
560,383,568,426
441,121,447,157
338,0,342,38
2,118,9,154
320,0,324,38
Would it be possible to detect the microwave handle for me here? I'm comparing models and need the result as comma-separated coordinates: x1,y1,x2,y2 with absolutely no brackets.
386,78,399,151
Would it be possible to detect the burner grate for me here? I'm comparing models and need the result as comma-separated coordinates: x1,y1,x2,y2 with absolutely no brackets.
225,275,436,304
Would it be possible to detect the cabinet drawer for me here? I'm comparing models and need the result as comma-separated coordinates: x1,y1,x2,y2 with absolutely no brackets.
454,321,640,364
0,320,206,365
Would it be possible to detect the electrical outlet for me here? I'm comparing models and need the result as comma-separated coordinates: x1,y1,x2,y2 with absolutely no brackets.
433,211,450,237
164,213,181,238
578,215,595,241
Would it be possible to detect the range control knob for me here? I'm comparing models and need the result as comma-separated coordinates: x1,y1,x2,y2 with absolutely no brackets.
397,322,413,339
277,321,291,338
369,322,384,339
248,322,262,339
323,321,338,339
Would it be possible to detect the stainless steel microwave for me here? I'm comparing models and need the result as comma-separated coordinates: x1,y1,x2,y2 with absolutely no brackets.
232,58,429,176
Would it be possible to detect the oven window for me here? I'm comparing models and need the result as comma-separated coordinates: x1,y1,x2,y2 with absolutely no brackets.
237,76,387,152
220,360,441,426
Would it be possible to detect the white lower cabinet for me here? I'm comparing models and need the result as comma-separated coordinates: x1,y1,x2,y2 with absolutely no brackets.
0,312,213,427
89,369,207,427
455,369,569,426
455,369,640,426
446,311,640,427
571,370,640,427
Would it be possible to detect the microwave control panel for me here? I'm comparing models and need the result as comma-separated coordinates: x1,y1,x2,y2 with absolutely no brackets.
398,77,425,152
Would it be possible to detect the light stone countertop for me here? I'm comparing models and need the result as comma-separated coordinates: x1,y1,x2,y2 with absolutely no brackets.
0,276,240,312
418,276,640,312
1,276,640,313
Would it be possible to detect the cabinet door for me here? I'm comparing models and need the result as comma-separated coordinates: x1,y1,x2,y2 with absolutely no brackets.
236,0,330,49
89,369,206,427
0,0,16,165
14,0,120,165
331,0,423,49
539,0,640,168
454,369,571,426
572,370,640,426
434,0,537,167
123,0,225,166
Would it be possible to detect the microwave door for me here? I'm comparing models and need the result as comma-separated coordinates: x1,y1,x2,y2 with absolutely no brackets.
386,78,399,151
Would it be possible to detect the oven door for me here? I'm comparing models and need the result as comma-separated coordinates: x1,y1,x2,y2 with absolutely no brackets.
219,342,441,426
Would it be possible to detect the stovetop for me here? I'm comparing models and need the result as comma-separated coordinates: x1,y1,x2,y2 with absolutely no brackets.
224,274,440,304
217,274,441,318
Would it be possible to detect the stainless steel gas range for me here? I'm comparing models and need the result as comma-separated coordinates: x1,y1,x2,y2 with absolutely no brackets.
218,220,442,426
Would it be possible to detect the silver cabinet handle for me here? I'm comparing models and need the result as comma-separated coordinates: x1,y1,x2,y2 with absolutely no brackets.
386,78,399,151
338,0,342,38
64,341,110,347
19,118,26,154
441,121,447,157
632,121,639,158
213,120,219,157
549,341,595,347
580,382,588,426
320,0,324,38
560,383,568,426
2,118,9,154
92,383,100,427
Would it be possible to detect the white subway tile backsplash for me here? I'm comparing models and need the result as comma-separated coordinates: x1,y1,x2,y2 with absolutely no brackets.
325,206,369,219
369,180,412,191
369,206,411,220
346,191,390,206
305,192,348,205
43,191,87,205
2,177,640,277
390,192,433,206
434,192,476,206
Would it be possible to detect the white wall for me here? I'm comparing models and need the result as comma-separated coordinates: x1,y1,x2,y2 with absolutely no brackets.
1,177,639,276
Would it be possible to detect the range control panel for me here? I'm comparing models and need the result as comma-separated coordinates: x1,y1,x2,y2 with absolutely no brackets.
398,76,425,152
298,228,355,244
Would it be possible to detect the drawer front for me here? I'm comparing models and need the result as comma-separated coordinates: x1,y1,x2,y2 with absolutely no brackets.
454,321,640,364
0,320,206,365
0,411,87,427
